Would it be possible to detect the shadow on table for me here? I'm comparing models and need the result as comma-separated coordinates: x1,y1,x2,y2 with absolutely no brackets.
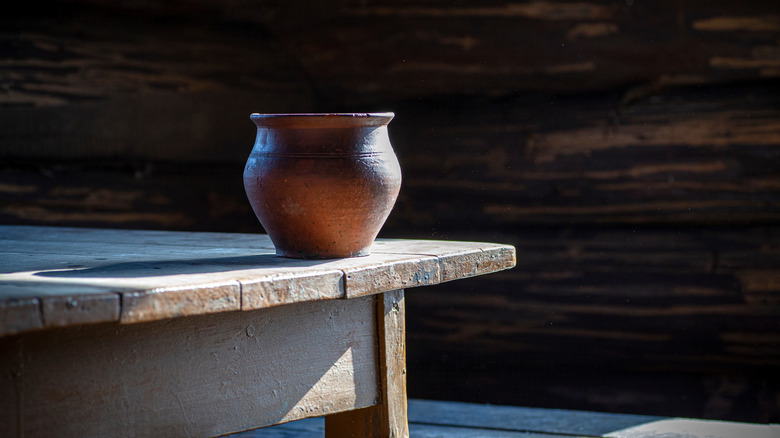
33,253,337,278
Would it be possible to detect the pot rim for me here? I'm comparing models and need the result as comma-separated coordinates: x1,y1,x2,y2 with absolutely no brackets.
250,112,394,128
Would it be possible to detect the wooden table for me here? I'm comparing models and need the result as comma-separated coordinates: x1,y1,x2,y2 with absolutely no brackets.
0,225,515,438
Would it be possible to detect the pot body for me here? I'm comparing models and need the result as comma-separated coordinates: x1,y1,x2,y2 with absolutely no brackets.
243,113,402,258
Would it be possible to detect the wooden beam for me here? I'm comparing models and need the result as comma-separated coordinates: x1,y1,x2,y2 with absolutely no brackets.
0,296,380,437
325,289,409,437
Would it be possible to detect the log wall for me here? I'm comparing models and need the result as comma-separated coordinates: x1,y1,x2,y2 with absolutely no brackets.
2,0,779,423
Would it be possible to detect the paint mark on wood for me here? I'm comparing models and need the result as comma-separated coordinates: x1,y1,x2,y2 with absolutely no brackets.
413,31,479,51
734,270,780,304
530,113,780,163
693,16,780,32
0,183,37,194
545,61,596,74
710,57,780,70
483,200,770,221
566,22,619,39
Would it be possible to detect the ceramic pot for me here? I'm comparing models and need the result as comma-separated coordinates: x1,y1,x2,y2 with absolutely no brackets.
243,113,402,259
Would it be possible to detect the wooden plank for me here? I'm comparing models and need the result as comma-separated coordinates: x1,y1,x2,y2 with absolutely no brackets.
120,280,241,323
0,279,119,329
407,399,663,437
238,419,562,437
0,2,314,160
2,1,778,112
407,226,780,372
605,418,780,438
391,82,780,229
4,83,778,234
4,82,779,230
238,399,779,437
41,292,119,327
325,289,409,437
373,239,517,283
0,297,42,338
407,424,560,438
342,256,439,299
0,164,260,233
240,271,345,310
0,226,516,335
376,289,410,438
256,0,780,104
0,295,380,438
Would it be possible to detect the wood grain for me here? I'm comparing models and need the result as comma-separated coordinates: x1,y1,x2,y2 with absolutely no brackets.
406,226,780,422
325,289,409,438
9,83,776,232
41,292,119,327
373,240,517,283
0,225,516,336
233,399,779,437
2,1,779,166
376,289,410,438
0,295,380,438
120,281,241,323
0,297,42,337
409,227,780,373
2,81,778,230
407,399,663,437
257,0,780,105
389,81,780,229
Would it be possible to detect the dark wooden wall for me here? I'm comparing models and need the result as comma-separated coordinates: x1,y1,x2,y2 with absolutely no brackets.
2,0,779,423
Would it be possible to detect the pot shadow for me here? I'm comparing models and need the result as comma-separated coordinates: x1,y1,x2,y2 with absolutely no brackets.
34,253,338,279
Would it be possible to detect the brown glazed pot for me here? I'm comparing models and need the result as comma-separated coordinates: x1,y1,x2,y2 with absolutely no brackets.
243,113,402,259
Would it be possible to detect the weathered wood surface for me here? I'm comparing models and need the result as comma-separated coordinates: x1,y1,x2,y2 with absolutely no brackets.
2,80,778,230
0,295,381,438
3,2,779,165
235,399,779,438
389,81,780,229
0,225,515,337
406,225,780,422
325,290,409,437
2,1,778,110
0,162,252,231
257,1,780,106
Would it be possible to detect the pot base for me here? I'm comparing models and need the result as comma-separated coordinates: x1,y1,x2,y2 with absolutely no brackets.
275,247,371,260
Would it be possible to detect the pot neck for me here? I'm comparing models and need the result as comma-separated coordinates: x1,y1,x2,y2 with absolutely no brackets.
250,113,394,129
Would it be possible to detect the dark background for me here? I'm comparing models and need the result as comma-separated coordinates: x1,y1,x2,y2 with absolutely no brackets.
2,0,779,423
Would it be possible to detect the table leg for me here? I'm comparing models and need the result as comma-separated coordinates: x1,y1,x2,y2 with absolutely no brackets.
325,289,409,438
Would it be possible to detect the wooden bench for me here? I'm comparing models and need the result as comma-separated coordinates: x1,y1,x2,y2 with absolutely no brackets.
239,398,779,438
0,225,515,437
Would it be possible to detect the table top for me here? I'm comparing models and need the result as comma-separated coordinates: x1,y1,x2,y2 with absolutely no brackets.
0,225,515,337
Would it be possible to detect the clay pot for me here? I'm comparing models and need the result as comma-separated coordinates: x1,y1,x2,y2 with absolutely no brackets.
243,113,402,259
